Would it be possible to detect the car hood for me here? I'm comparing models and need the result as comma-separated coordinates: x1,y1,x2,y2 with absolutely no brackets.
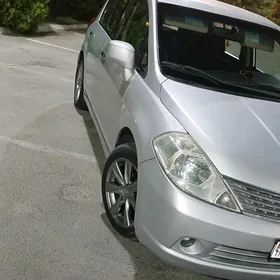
161,79,280,193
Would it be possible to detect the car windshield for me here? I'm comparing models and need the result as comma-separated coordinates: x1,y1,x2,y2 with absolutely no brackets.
157,3,280,97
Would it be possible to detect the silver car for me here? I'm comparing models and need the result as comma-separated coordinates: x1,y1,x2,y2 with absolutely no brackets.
74,0,280,279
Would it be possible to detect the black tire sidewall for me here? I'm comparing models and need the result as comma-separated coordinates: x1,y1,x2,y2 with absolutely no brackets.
74,59,88,110
102,144,137,238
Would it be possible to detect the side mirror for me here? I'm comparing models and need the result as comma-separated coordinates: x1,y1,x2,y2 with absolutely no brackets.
104,40,135,70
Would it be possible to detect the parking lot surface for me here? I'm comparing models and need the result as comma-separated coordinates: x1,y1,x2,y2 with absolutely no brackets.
0,33,212,280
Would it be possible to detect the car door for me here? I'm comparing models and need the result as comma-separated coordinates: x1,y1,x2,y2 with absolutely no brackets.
84,0,131,153
83,1,111,131
93,0,149,152
84,22,110,105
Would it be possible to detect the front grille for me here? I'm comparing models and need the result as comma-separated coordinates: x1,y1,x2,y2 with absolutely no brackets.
204,245,280,270
227,179,280,222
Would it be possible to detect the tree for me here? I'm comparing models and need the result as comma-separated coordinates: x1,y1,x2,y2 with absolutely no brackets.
220,0,263,11
48,0,105,21
220,0,279,23
272,0,280,18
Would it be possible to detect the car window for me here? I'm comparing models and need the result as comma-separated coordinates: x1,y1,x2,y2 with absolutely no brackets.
256,43,280,79
100,0,130,39
100,0,149,77
163,24,241,59
225,40,241,58
157,2,280,95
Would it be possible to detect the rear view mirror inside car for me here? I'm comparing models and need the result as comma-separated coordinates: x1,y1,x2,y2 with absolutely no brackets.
212,22,245,42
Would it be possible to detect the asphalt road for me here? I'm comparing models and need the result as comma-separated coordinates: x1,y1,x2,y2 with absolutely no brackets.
0,33,212,280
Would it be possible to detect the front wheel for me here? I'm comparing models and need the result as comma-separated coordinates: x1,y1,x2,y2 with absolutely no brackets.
102,144,138,238
74,58,88,111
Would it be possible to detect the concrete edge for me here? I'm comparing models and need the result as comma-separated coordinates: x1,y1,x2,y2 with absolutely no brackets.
38,23,87,33
0,23,87,36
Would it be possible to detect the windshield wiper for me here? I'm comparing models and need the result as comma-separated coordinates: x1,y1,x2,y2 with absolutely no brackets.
161,61,280,99
161,61,220,86
254,83,280,94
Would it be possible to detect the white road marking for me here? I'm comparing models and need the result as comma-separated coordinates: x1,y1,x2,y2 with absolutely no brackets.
10,65,73,83
26,38,79,53
0,135,96,163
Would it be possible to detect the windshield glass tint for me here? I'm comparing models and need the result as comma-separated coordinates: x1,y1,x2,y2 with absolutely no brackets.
158,3,280,92
256,46,280,79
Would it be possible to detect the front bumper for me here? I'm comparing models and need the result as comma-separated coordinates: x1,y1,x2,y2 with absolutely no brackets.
134,158,280,280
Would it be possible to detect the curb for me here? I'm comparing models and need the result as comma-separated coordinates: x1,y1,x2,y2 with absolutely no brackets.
38,23,87,33
0,23,87,36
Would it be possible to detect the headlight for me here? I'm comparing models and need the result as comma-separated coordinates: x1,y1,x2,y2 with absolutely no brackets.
152,132,240,212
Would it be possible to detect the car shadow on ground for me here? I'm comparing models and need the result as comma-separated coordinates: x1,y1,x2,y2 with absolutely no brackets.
81,111,106,173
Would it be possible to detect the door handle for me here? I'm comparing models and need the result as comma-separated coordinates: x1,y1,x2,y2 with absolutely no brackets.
89,31,95,38
101,51,106,64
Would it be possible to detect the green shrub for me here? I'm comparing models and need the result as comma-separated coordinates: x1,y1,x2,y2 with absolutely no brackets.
0,0,49,34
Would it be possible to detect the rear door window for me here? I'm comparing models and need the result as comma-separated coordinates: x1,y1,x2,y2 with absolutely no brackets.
100,0,131,39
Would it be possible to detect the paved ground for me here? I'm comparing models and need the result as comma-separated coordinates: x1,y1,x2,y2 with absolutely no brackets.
0,33,212,280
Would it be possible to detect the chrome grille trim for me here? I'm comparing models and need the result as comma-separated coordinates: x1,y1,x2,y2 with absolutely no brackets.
204,246,280,270
226,179,280,222
215,246,267,259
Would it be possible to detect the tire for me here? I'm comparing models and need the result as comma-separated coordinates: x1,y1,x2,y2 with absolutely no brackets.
74,58,88,111
102,143,138,238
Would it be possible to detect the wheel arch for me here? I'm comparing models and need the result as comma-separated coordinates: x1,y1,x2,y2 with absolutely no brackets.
77,50,84,64
115,127,137,149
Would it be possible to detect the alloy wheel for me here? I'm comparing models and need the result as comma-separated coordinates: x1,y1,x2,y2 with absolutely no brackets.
74,63,83,102
105,158,137,228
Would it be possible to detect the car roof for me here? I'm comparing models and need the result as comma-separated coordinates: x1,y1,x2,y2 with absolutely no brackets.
158,0,280,32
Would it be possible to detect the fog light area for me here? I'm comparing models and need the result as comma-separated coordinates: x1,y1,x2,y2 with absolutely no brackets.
180,238,196,248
